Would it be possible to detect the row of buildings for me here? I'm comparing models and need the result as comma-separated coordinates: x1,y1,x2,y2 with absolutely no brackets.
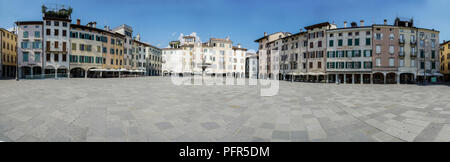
255,18,445,84
0,5,162,79
162,32,248,77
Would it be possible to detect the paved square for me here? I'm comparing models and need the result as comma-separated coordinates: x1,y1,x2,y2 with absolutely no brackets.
1,77,449,142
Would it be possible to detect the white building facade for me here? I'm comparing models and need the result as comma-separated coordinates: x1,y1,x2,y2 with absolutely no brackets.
16,21,44,79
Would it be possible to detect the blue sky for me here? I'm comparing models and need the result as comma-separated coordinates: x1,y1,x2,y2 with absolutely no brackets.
1,0,448,51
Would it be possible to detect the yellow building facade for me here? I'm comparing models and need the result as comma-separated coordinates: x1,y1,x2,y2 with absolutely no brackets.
440,41,450,81
1,28,17,78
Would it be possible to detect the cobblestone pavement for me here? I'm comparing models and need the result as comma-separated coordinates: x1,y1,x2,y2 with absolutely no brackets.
0,77,449,142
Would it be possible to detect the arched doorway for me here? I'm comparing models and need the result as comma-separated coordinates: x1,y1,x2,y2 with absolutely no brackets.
363,74,371,84
21,66,31,79
44,66,56,78
318,75,325,83
400,73,415,84
70,67,85,78
57,67,68,78
373,73,384,84
386,73,397,84
32,66,42,77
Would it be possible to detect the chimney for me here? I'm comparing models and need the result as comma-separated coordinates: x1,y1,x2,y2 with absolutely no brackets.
93,22,97,28
300,29,303,32
360,20,365,27
344,21,347,28
77,19,80,25
238,44,241,48
384,19,387,25
104,26,110,31
264,32,267,36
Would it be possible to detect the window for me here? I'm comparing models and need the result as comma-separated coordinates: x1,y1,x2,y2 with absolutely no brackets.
355,39,360,46
72,43,76,51
21,41,29,49
411,60,415,67
318,41,322,47
310,42,313,48
62,54,66,62
54,41,59,49
32,41,41,49
376,33,382,40
431,50,435,59
63,42,67,52
329,40,334,47
376,45,381,54
389,34,394,40
366,38,371,46
35,31,40,38
23,52,29,62
54,29,59,36
54,54,59,62
54,21,59,26
318,62,321,68
338,39,343,46
399,59,404,67
35,53,40,62
420,61,425,69
80,44,85,51
23,31,28,38
389,46,394,54
63,22,67,27
46,54,51,61
62,30,67,37
376,58,381,67
46,21,51,26
389,58,394,67
309,62,313,68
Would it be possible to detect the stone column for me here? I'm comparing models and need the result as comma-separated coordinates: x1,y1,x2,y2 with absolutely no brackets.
30,68,33,79
335,74,338,83
383,73,387,84
54,69,57,79
397,73,400,84
370,74,373,84
352,74,355,84
85,70,88,79
344,74,347,84
360,74,363,84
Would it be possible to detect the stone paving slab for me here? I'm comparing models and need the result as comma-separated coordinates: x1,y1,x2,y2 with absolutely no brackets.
0,77,449,142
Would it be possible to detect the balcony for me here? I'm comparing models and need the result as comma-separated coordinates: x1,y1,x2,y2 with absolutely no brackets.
410,52,417,58
399,39,405,45
410,40,417,46
399,51,405,58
